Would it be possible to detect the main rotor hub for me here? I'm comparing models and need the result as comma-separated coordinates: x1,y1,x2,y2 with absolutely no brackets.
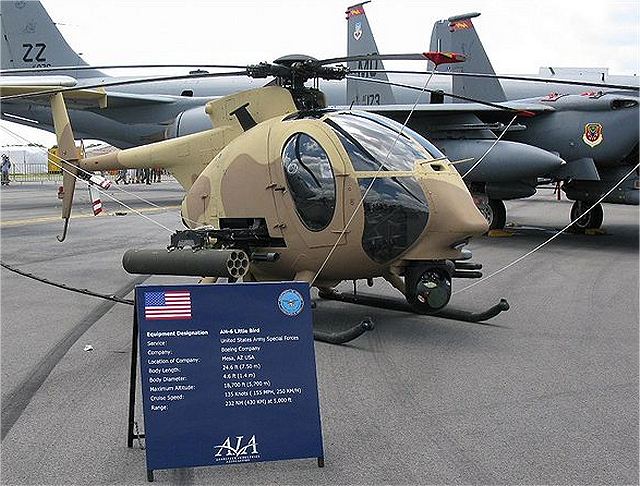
246,55,348,87
246,54,346,111
272,54,318,67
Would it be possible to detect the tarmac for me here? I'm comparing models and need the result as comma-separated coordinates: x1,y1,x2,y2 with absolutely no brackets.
1,180,638,485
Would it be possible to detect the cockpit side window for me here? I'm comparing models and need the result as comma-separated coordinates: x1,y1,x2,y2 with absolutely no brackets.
357,177,429,264
281,133,336,231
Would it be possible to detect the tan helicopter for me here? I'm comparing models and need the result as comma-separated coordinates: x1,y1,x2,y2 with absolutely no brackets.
2,57,499,331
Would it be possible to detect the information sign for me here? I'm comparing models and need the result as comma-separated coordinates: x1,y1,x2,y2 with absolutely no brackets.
134,282,324,476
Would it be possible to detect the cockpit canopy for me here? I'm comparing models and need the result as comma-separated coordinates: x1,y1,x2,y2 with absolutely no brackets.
324,111,444,171
281,109,441,264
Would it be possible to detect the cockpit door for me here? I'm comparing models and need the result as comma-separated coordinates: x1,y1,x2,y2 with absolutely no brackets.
268,124,346,249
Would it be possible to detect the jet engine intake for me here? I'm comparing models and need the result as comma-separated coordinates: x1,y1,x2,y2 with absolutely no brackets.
165,106,213,139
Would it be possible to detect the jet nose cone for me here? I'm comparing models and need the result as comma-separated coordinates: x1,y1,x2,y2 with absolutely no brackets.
492,141,565,179
528,146,566,176
444,140,566,182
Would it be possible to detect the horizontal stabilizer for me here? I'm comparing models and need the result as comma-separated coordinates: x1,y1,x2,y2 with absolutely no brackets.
1,77,181,109
0,83,107,108
0,75,77,87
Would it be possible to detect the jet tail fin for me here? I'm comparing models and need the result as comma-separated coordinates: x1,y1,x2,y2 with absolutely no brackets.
0,1,104,78
345,2,395,105
429,13,507,102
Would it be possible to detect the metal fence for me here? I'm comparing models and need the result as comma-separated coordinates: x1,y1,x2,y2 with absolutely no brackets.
8,162,63,183
5,164,178,185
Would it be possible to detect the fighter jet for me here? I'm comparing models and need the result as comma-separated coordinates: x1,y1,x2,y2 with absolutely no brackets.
344,2,639,230
428,12,639,230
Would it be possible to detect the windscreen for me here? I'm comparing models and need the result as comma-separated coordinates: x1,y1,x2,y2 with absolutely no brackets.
324,112,431,264
325,112,443,172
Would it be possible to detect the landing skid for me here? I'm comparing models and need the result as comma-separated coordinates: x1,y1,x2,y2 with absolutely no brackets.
317,290,509,325
313,317,374,344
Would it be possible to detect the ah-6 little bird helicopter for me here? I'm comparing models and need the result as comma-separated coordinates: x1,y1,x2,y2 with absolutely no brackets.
2,55,503,333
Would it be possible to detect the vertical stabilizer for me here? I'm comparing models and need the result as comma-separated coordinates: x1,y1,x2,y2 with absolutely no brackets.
345,2,395,105
51,93,80,241
429,13,506,102
0,0,104,78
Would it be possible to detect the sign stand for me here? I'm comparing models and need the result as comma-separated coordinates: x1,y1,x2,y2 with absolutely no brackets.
126,283,324,482
126,306,155,482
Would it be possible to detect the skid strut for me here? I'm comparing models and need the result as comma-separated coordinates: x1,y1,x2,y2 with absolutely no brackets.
313,318,374,344
318,290,509,323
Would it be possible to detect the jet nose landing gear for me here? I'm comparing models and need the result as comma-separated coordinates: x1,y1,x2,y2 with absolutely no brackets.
569,201,604,233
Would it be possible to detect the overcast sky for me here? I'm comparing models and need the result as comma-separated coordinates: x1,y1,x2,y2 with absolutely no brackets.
1,0,639,147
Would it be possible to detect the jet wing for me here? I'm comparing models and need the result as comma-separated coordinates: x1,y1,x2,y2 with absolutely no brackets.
333,101,556,135
99,92,178,108
0,76,107,108
0,75,78,87
351,101,556,114
0,76,179,109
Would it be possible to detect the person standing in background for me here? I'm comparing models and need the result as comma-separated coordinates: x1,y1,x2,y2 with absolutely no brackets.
1,153,11,186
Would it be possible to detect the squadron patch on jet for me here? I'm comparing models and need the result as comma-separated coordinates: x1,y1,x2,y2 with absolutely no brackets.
582,122,604,147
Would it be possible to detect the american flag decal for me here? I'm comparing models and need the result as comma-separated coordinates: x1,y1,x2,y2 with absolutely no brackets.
144,291,192,320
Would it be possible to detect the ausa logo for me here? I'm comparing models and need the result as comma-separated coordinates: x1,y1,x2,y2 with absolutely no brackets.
582,122,603,147
353,21,363,41
214,435,260,463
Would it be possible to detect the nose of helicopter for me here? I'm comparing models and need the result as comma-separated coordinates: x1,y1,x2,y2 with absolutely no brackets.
401,162,489,261
426,174,489,234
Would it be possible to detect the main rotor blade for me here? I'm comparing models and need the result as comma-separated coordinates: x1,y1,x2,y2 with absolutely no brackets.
0,64,248,75
315,53,427,66
0,70,249,101
351,69,640,92
6,59,636,92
